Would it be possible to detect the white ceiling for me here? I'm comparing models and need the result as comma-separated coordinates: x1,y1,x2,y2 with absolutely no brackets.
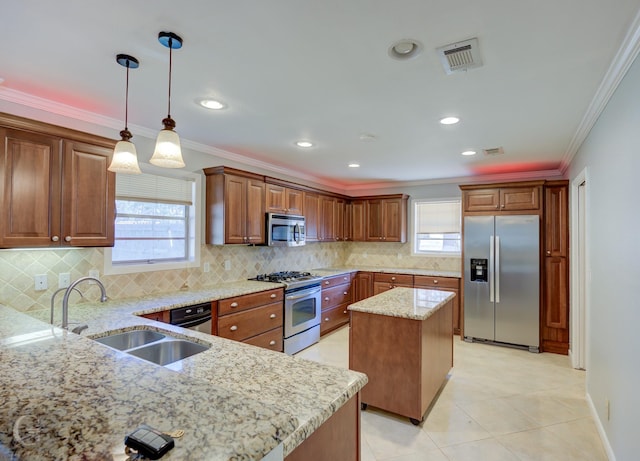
2,1,640,189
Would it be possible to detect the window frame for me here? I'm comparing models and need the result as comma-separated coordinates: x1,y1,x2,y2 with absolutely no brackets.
104,163,201,275
411,198,462,256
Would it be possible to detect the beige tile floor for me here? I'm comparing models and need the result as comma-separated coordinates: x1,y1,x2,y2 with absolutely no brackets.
295,326,607,461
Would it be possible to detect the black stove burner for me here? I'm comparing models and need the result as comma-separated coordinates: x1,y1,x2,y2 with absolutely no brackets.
253,271,312,283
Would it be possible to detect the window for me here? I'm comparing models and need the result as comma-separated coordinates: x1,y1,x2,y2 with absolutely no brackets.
104,165,201,275
413,199,461,255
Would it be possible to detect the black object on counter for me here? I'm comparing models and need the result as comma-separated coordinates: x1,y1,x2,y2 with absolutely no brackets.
125,424,174,459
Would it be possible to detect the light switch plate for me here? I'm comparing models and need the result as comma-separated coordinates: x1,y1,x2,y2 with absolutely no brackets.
59,273,71,289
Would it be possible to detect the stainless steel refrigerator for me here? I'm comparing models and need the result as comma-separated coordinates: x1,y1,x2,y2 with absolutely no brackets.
463,215,540,352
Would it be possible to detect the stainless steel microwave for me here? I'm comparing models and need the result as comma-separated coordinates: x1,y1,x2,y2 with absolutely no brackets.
267,213,306,247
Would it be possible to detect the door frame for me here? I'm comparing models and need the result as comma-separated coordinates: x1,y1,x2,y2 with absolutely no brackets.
570,167,589,370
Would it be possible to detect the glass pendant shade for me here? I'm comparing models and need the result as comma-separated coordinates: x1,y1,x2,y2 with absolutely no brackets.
109,137,142,174
151,118,185,168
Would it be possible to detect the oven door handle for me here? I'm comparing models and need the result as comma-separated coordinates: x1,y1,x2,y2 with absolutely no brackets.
286,287,321,300
175,315,211,329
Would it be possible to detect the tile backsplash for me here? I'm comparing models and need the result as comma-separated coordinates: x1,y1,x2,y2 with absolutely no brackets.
0,242,460,312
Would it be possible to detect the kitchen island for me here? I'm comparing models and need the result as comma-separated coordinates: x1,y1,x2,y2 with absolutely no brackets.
349,287,454,424
0,280,367,460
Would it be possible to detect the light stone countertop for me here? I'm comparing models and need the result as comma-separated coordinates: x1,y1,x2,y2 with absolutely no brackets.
313,266,461,278
0,280,367,460
348,287,456,320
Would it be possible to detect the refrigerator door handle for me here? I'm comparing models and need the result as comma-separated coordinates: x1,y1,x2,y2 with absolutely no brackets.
489,236,495,302
495,235,501,303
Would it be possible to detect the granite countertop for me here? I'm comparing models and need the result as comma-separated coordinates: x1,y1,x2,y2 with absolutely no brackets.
348,287,455,320
313,266,461,278
0,280,368,460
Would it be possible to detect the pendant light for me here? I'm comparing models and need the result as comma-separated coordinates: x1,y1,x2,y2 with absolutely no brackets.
150,31,185,168
108,54,142,174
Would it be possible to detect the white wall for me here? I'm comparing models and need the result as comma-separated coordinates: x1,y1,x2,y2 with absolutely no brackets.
567,53,640,460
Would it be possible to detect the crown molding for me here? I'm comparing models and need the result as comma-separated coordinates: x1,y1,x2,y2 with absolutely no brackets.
560,8,640,173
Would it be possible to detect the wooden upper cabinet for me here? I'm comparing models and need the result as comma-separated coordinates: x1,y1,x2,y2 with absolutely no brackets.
0,116,115,249
343,201,353,242
304,192,320,242
320,195,336,241
335,198,346,241
204,167,265,245
351,200,365,242
461,182,542,213
544,183,568,257
365,195,408,242
265,183,304,215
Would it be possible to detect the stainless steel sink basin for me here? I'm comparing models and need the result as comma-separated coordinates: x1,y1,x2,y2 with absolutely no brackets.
126,340,210,366
94,330,166,351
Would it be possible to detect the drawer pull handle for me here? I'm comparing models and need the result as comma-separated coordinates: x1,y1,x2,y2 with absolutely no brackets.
343,277,348,281
230,325,238,331
324,281,329,285
230,302,238,308
433,280,438,284
343,310,347,314
324,317,330,322
324,297,330,301
270,293,277,298
270,313,277,319
343,291,348,295
269,340,276,346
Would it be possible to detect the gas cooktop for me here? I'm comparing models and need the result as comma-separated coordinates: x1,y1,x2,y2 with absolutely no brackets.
249,271,322,290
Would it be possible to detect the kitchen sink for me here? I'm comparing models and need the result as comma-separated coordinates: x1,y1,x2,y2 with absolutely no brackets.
93,330,166,351
126,340,210,366
92,328,210,366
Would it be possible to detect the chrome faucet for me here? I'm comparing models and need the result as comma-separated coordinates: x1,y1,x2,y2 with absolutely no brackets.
50,287,84,325
61,277,108,330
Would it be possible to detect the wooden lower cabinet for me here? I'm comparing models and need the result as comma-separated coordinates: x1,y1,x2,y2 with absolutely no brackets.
414,275,461,336
139,310,170,323
217,288,284,352
321,303,350,335
285,394,360,461
353,271,373,302
321,273,352,336
372,273,414,295
542,256,569,354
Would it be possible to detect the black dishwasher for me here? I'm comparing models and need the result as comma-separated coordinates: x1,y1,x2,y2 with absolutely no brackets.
169,302,212,334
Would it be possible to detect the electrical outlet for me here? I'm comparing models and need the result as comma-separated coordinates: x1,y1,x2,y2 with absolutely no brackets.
34,274,48,291
203,262,211,273
58,273,71,289
224,260,231,271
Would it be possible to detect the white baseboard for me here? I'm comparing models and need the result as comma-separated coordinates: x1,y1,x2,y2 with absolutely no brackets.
586,391,616,461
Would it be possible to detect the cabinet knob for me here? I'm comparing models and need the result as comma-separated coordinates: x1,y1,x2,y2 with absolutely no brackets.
64,236,72,242
324,281,329,285
324,317,330,322
391,276,396,281
270,293,277,298
269,340,276,346
270,313,277,319
343,277,348,281
51,236,59,242
501,204,505,208
546,250,551,255
383,237,386,240
230,325,238,331
343,310,347,314
433,280,438,284
343,291,348,295
324,297,330,301
230,302,238,308
495,204,499,209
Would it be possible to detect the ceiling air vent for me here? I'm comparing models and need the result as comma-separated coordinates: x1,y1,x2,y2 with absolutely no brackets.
436,38,482,75
483,147,504,156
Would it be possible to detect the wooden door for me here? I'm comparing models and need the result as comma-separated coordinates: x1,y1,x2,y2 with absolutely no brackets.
544,186,568,257
353,272,373,302
382,198,404,242
224,175,248,244
245,179,265,244
365,199,384,241
335,198,345,241
0,128,62,247
265,183,286,214
344,201,353,241
500,187,540,211
286,188,304,215
463,189,500,212
351,200,365,241
321,195,336,241
304,192,320,241
62,141,115,247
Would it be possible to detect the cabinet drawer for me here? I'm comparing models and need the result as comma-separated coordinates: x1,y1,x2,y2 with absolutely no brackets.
322,284,352,309
218,288,283,316
373,273,414,285
218,302,283,342
243,327,283,352
320,303,350,335
321,273,353,289
413,276,459,289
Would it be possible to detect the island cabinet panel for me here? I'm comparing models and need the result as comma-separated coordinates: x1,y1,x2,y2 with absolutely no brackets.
0,115,116,249
414,275,461,336
373,273,414,295
353,271,373,302
217,288,284,352
321,273,353,335
285,394,360,461
350,298,453,422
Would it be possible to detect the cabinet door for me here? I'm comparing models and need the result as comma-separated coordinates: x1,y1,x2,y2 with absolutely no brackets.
245,178,265,244
463,189,500,212
351,200,365,242
500,187,540,211
62,141,115,247
544,257,568,330
320,195,335,241
353,272,373,302
365,199,384,241
265,184,286,214
224,175,248,244
382,199,405,242
0,129,62,247
544,185,568,257
304,192,320,241
335,198,345,241
344,201,353,241
286,188,304,215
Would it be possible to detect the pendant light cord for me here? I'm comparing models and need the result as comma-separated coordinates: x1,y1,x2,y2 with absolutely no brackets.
167,37,173,118
124,59,130,130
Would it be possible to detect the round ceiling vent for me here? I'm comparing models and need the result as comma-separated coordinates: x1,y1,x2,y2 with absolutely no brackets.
388,39,423,60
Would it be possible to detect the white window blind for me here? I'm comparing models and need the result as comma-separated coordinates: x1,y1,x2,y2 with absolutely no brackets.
416,200,461,234
116,172,193,205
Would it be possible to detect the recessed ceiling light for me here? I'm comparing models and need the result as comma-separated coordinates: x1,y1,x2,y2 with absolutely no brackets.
199,99,226,110
440,117,460,125
461,150,477,156
388,39,423,60
295,141,313,148
348,163,360,168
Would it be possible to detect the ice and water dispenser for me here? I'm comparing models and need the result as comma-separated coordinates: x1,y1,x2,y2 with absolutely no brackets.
470,258,488,282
